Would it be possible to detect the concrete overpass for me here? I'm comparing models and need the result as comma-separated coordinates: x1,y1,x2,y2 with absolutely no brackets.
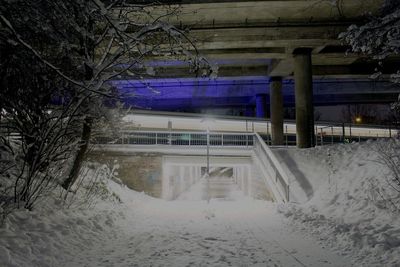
109,0,399,148
113,77,399,110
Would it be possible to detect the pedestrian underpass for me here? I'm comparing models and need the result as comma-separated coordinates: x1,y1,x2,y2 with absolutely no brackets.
90,131,291,203
162,156,273,201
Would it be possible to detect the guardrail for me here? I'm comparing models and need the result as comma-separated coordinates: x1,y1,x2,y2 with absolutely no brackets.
93,131,254,147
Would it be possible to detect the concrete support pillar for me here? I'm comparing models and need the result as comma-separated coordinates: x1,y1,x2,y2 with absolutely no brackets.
270,77,284,145
294,48,315,148
255,94,267,118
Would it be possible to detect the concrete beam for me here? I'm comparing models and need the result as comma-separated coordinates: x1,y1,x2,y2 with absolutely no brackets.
115,59,400,79
117,65,269,79
268,53,360,77
128,0,383,28
268,58,294,77
103,25,346,58
123,93,400,111
190,25,345,44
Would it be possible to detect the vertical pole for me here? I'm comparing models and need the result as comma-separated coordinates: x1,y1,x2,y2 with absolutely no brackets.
287,184,290,202
168,120,172,145
349,123,352,140
206,127,210,203
320,128,323,146
331,126,334,145
342,123,345,143
285,125,288,146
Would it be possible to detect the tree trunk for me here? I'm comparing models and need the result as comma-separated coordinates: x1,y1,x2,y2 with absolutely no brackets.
62,17,96,190
62,117,92,189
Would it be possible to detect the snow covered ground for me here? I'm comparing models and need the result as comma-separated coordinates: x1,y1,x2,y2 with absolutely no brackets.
274,140,400,266
0,140,399,266
0,177,350,267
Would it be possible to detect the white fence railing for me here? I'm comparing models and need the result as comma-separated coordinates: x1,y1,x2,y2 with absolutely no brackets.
93,131,254,147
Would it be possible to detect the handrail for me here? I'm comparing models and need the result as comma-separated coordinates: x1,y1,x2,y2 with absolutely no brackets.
119,130,255,136
253,133,290,202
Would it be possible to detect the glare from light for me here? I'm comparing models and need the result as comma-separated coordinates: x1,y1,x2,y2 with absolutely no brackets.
200,117,216,131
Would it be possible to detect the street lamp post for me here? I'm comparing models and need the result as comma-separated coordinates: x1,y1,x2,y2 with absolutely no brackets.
206,126,210,203
201,117,214,203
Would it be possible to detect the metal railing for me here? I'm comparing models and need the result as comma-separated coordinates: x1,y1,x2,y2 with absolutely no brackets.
93,131,254,147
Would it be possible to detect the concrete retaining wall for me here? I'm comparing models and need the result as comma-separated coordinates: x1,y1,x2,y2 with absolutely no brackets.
87,152,163,198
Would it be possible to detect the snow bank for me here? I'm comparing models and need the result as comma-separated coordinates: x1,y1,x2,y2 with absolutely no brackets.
275,140,400,266
0,202,119,267
0,163,150,267
2,141,399,266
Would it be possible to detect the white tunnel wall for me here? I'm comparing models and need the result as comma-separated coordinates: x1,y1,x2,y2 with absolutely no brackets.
233,166,251,196
162,156,273,201
162,165,203,200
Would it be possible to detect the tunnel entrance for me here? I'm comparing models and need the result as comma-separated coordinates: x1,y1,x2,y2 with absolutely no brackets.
175,167,240,201
201,167,237,200
162,156,274,201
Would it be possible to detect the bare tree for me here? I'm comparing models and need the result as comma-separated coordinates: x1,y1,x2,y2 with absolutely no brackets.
340,0,400,87
340,0,400,125
0,0,211,212
340,0,400,74
340,104,379,124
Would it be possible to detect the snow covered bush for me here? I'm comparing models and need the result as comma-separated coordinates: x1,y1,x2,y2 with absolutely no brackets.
374,139,400,211
62,162,122,209
0,49,82,213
